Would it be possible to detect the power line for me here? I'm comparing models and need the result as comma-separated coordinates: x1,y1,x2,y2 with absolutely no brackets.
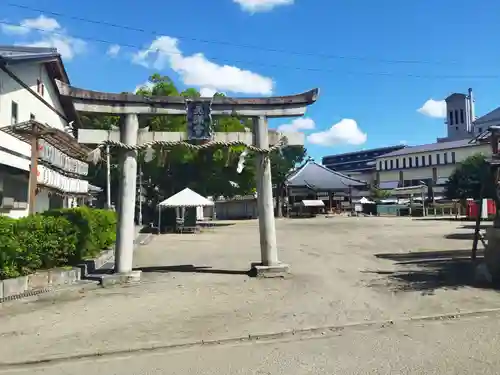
6,2,458,66
0,20,498,80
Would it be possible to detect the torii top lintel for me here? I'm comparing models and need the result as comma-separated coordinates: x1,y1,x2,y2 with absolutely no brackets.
55,80,319,118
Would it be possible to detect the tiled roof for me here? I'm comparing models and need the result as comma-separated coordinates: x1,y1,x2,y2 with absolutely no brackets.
474,107,500,125
378,138,476,158
0,46,60,63
322,144,406,160
286,161,367,191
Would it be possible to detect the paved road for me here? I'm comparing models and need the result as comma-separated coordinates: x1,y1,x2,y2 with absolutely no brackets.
2,312,499,375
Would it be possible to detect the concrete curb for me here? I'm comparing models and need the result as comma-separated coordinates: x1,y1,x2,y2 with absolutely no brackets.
0,246,115,303
76,248,115,277
2,307,500,369
0,268,82,303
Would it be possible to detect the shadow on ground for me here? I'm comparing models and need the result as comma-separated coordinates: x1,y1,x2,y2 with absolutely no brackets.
135,264,256,277
140,223,236,234
444,233,476,240
369,249,497,294
413,217,467,222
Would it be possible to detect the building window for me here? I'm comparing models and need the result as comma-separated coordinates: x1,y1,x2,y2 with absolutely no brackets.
436,154,441,164
421,155,425,166
444,152,448,164
36,79,45,96
30,113,35,120
415,156,419,167
409,157,413,168
11,101,18,125
395,159,399,168
384,160,388,170
455,126,459,131
403,158,406,168
478,127,482,133
390,160,393,169
451,151,456,163
455,110,459,125
449,111,454,125
460,109,465,123
428,154,432,165
399,171,403,186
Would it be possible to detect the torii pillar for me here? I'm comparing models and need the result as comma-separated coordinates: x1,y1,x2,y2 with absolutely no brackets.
56,81,318,280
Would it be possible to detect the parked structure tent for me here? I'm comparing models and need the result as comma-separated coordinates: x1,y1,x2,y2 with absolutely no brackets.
158,187,214,208
157,188,214,231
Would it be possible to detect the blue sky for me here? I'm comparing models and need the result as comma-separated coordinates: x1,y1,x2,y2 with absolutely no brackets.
1,0,500,160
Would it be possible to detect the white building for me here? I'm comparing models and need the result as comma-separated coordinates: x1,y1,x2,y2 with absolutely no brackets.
375,139,490,195
438,89,476,143
0,46,90,217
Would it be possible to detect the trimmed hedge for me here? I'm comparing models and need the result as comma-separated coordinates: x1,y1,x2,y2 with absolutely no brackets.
0,207,116,280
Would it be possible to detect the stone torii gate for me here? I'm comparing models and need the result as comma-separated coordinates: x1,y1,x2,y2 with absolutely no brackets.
55,80,319,280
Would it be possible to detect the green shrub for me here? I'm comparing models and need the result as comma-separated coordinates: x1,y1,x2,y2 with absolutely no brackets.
0,208,117,280
0,216,21,279
14,215,78,271
43,207,117,260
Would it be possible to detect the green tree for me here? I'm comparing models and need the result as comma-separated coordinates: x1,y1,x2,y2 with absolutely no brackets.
370,186,391,201
444,153,495,200
271,146,307,217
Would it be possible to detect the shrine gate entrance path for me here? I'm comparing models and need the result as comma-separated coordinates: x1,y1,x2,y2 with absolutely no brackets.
1,217,500,365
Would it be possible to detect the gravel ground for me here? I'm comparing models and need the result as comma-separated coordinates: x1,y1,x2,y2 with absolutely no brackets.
0,217,498,365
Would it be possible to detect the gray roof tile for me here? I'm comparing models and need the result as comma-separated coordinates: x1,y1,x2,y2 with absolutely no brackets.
0,45,60,63
286,161,367,191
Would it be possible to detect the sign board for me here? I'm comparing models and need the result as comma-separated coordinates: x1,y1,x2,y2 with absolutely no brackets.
186,100,213,141
38,140,89,176
37,165,88,193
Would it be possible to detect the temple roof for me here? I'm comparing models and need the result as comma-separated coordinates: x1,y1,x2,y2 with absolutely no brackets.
286,161,367,191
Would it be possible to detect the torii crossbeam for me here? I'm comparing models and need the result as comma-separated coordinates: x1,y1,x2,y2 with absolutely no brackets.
56,80,319,280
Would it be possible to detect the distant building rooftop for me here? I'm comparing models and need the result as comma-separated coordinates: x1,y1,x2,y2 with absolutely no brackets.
322,145,406,160
378,139,478,158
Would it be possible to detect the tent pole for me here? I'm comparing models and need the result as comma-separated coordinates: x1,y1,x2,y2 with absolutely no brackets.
158,206,161,235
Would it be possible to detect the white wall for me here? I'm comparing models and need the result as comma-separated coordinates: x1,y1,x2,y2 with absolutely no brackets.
376,143,490,185
0,63,69,168
0,61,88,218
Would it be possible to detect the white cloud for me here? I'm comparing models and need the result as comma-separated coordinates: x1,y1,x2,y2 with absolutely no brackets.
21,15,60,32
277,117,315,132
234,0,294,12
134,81,155,93
417,99,446,118
1,23,29,35
200,87,217,97
107,44,120,57
1,15,61,35
1,15,86,61
132,36,273,95
307,119,367,146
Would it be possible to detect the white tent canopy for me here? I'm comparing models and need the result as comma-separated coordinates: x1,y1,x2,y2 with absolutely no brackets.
158,188,214,208
359,197,375,204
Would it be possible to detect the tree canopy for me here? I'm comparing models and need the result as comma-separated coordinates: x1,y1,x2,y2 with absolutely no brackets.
444,153,495,200
84,74,307,220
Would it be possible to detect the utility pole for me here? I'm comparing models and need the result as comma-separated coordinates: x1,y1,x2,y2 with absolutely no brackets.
106,144,111,209
28,122,40,215
138,163,143,227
